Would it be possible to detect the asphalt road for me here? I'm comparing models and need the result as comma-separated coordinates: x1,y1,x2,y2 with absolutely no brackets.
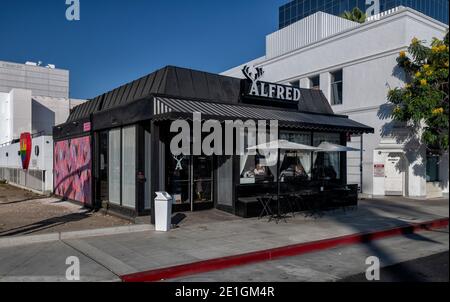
340,251,449,282
171,228,449,282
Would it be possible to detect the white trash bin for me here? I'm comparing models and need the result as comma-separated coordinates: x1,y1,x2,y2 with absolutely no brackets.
154,192,173,232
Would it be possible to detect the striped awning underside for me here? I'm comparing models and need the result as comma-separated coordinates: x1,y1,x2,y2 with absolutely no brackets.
153,97,373,133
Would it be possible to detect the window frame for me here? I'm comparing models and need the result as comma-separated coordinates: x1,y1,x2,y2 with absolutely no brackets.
330,69,343,105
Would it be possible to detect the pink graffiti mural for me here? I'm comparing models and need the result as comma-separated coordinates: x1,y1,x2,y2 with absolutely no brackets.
54,136,92,205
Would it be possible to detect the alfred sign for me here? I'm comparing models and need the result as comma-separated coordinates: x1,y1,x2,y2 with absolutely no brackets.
241,65,301,102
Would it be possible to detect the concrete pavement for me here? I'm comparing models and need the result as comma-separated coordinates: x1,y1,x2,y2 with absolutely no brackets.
0,197,448,282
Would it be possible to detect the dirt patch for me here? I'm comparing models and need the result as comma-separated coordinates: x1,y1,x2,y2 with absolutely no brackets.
0,183,131,237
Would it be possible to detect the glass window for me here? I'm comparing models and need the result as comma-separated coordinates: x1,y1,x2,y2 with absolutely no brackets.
309,75,320,90
240,130,278,184
167,153,190,205
108,128,121,205
290,80,300,87
331,70,343,105
240,153,277,184
280,131,313,182
121,125,136,208
313,132,341,180
426,155,440,182
280,131,311,145
217,156,233,207
193,156,213,203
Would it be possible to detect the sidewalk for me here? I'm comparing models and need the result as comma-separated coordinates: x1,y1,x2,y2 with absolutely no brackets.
0,197,448,281
0,183,131,237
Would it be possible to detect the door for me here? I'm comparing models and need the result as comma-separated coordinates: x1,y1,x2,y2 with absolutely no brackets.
98,131,109,203
385,155,403,196
192,156,214,211
167,155,214,212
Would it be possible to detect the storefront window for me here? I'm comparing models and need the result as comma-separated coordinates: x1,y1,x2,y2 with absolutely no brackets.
193,156,213,203
108,128,121,205
280,131,312,182
121,125,136,208
240,128,279,184
240,154,277,184
313,132,341,180
167,154,190,205
107,126,136,209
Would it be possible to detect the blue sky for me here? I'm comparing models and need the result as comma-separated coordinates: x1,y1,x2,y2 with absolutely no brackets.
0,0,287,99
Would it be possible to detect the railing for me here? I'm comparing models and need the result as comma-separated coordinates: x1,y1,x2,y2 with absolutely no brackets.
366,6,402,22
0,167,47,193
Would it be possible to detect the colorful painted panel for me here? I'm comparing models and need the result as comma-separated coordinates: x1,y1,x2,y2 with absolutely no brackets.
20,133,32,170
54,136,92,205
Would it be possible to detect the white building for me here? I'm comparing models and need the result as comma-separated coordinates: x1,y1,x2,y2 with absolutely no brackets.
0,60,85,145
0,60,69,98
0,136,54,193
222,7,449,198
0,60,86,193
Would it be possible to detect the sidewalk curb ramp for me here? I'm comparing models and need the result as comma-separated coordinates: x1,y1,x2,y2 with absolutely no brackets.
121,218,449,282
0,224,154,248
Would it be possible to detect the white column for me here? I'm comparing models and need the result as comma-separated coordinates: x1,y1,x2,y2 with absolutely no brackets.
299,78,311,89
320,72,331,104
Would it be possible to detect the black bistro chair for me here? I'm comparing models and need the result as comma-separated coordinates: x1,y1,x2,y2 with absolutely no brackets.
257,194,274,220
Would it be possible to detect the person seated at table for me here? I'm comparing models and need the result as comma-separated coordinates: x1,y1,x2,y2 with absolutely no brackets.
254,163,267,176
294,163,307,177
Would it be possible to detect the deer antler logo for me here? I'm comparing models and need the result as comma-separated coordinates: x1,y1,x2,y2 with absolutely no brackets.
173,154,185,171
242,65,264,84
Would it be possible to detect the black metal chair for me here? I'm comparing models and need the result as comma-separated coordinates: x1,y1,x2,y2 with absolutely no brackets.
279,194,297,218
257,195,273,220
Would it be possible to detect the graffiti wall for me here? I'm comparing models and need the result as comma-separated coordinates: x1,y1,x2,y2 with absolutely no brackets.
54,136,92,205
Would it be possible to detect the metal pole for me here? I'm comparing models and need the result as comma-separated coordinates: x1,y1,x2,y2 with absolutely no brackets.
277,148,281,218
360,134,364,194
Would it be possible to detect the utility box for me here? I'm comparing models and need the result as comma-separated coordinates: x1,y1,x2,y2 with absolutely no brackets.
154,192,173,232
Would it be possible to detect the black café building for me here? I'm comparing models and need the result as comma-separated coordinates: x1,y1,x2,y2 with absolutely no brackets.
53,66,373,222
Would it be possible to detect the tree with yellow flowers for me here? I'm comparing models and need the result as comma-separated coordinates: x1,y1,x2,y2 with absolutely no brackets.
388,32,449,155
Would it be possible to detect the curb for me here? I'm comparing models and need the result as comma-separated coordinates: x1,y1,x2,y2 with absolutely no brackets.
121,217,449,282
0,224,154,248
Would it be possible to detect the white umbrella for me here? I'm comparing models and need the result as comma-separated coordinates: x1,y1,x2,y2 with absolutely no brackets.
247,140,323,222
248,140,323,152
317,142,360,152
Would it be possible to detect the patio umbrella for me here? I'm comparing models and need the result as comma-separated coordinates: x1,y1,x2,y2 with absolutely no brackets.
248,140,323,221
317,142,360,152
248,140,322,152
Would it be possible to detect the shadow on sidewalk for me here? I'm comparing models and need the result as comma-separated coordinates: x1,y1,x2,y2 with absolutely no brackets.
0,210,95,237
326,201,448,282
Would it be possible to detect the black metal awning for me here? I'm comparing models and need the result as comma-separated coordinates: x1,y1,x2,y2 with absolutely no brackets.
152,97,374,134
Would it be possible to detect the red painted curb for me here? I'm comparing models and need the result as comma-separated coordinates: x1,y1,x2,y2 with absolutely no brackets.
121,217,449,282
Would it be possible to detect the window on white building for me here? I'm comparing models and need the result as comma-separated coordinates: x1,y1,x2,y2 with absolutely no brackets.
290,80,300,87
309,76,320,90
426,155,440,182
330,70,343,105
